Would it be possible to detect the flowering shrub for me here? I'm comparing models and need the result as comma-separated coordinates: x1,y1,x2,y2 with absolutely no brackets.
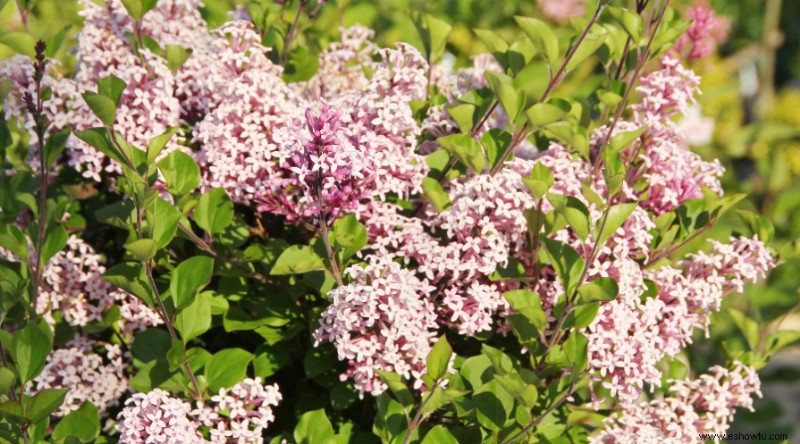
0,0,793,443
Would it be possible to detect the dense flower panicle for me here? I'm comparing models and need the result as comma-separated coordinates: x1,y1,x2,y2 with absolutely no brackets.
441,280,511,336
0,235,161,334
33,336,127,416
637,128,724,215
593,57,724,214
256,104,375,222
634,57,701,122
117,389,206,444
673,3,731,60
177,20,280,121
194,378,282,444
648,236,774,353
428,158,537,279
192,36,300,203
592,362,762,443
586,236,773,404
314,258,439,395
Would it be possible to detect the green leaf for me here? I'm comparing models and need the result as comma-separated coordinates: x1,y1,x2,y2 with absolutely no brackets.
571,302,599,329
194,188,234,234
576,277,618,305
565,29,608,72
474,380,514,431
767,330,800,355
174,294,212,343
270,245,325,275
0,400,27,425
165,45,192,73
481,128,513,172
124,238,158,262
52,402,100,442
481,344,515,375
422,425,459,444
595,203,638,247
421,177,452,213
147,197,180,249
474,29,509,68
157,150,200,195
205,348,253,392
120,0,157,20
170,256,214,310
376,371,414,407
729,309,760,351
253,346,292,378
609,126,646,153
495,374,538,409
601,145,625,195
504,290,547,331
104,262,155,306
332,214,367,250
526,99,571,128
563,331,589,374
82,92,118,127
484,71,526,122
96,74,127,107
522,163,554,201
541,238,585,296
40,225,68,265
166,340,185,372
294,409,335,444
412,13,452,61
548,194,590,241
25,389,67,424
516,16,559,66
606,6,643,42
146,127,177,165
438,134,485,173
0,224,29,263
11,323,51,383
426,336,452,381
446,104,477,134
74,127,127,166
0,368,16,395
0,32,36,57
131,328,171,363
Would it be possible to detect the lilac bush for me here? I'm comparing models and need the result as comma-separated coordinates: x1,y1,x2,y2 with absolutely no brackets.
0,0,790,443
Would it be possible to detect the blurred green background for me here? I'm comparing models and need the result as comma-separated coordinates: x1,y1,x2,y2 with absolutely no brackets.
2,0,800,441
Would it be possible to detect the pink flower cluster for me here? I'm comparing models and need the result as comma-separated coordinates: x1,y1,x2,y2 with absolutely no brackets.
673,2,731,60
117,378,281,443
191,23,427,209
592,361,762,443
586,236,773,404
314,258,439,395
256,105,375,223
0,235,160,335
194,378,282,443
33,336,127,416
117,389,206,444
